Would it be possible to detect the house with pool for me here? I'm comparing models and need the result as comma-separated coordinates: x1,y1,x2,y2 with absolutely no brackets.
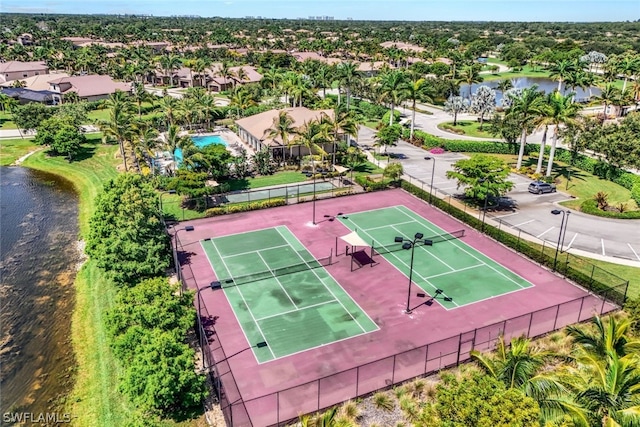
235,107,340,161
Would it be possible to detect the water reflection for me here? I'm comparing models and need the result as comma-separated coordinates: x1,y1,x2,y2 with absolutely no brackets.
0,166,79,416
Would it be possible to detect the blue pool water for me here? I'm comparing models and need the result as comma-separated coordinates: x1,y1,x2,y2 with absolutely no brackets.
174,135,227,164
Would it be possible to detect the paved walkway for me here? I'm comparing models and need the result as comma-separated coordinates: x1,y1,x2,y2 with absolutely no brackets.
356,124,640,268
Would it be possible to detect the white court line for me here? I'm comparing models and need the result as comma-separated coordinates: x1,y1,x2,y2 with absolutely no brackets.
566,233,578,250
495,212,519,219
255,251,299,310
254,300,334,322
274,227,370,333
222,243,290,258
202,240,276,360
363,219,415,232
352,222,458,307
389,223,456,271
512,219,535,228
426,264,484,280
601,239,606,256
628,243,640,261
537,227,555,238
393,206,530,290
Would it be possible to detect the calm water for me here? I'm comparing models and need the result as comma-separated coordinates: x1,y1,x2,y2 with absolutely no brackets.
460,76,602,105
0,166,79,416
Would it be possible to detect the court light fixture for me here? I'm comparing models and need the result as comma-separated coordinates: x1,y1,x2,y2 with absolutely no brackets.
394,233,434,313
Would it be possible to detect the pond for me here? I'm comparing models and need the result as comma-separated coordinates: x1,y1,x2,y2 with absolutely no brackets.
460,77,602,105
0,166,79,416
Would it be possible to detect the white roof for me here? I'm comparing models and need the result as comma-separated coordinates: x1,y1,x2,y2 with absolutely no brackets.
340,231,370,248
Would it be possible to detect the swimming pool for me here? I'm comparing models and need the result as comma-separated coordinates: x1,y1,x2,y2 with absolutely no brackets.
174,135,227,164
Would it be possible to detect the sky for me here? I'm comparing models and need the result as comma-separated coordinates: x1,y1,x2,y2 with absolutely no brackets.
1,0,638,22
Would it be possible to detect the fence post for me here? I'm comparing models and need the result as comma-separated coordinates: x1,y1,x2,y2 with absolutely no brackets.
424,344,429,374
552,304,560,330
456,333,463,366
355,367,359,397
317,380,321,413
578,296,586,321
391,356,396,384
527,312,534,337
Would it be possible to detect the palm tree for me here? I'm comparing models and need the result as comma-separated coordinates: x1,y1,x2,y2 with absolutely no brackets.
549,59,575,92
101,92,135,171
294,119,329,174
559,350,640,427
496,79,514,94
404,77,434,140
164,124,191,166
544,91,581,177
566,315,640,359
261,65,282,92
336,61,361,110
531,95,554,175
321,106,359,164
458,65,484,99
379,69,408,126
263,111,297,162
132,121,159,173
595,83,621,120
228,87,257,118
131,82,150,117
158,54,182,87
314,64,333,98
616,54,640,92
506,85,544,170
471,336,580,425
158,95,178,127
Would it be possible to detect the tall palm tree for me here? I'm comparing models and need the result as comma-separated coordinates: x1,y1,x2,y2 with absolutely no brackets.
379,69,408,126
262,65,282,92
531,95,554,175
616,54,640,92
458,65,483,99
336,61,361,110
595,83,621,121
314,64,333,98
545,91,581,177
132,121,159,174
404,77,434,140
158,54,182,87
263,111,297,162
496,79,514,94
131,82,150,117
506,85,545,170
294,119,330,178
549,59,575,92
158,95,178,127
101,91,135,171
321,106,359,164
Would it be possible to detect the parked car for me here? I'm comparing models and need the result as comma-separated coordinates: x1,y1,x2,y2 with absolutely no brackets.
528,181,556,194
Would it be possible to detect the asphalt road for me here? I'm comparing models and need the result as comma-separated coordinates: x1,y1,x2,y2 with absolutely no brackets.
356,125,640,265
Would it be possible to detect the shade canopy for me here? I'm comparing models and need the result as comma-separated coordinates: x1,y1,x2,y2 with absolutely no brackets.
333,165,349,174
339,231,370,248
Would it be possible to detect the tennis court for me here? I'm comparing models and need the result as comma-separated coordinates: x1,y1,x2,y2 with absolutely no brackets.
200,226,378,363
224,181,335,204
340,205,534,309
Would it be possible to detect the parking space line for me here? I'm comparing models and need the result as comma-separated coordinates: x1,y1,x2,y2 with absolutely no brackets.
537,227,555,238
512,219,535,228
566,233,578,250
628,243,640,261
601,239,606,256
495,212,519,219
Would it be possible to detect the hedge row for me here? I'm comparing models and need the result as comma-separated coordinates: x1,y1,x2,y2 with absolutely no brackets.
401,180,628,306
355,175,393,191
205,198,286,216
580,199,640,219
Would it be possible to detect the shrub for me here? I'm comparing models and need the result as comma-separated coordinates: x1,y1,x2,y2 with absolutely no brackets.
355,175,392,191
205,198,286,216
632,183,640,206
580,199,640,219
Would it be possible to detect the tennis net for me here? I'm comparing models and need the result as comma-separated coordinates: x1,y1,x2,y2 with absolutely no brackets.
211,254,332,289
372,229,466,255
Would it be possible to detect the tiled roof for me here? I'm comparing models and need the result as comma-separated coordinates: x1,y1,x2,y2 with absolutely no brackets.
49,75,131,98
0,61,48,73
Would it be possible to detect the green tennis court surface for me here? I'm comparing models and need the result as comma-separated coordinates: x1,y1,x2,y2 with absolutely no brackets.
340,205,534,309
201,226,378,363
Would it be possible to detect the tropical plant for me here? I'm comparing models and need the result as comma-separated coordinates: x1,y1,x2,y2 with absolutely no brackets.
404,77,434,140
505,85,544,170
263,110,298,161
469,85,496,130
446,154,514,202
544,91,581,176
444,95,469,126
378,69,408,126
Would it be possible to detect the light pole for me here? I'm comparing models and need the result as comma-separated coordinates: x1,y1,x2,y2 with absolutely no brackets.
424,156,436,204
394,233,433,314
171,224,194,294
551,209,570,271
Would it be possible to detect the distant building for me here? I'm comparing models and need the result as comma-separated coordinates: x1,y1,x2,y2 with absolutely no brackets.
48,75,131,103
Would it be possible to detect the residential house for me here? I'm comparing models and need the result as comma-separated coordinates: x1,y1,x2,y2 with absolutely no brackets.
235,107,336,159
0,61,49,84
48,75,131,103
0,87,56,105
292,52,342,65
228,65,263,86
0,72,70,90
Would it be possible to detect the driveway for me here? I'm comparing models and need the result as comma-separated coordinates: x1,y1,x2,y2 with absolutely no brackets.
356,125,640,265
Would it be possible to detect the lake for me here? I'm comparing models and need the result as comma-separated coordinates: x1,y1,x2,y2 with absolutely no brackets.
0,166,79,416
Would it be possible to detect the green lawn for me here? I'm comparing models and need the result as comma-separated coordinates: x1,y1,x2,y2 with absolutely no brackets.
22,134,118,236
353,161,384,178
0,137,39,166
481,65,552,82
438,120,494,138
484,153,637,211
227,170,309,191
0,111,17,129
